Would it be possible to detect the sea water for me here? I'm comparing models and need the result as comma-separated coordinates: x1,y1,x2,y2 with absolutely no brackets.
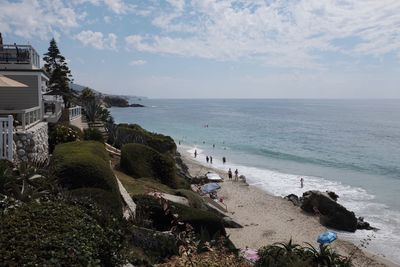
110,99,400,263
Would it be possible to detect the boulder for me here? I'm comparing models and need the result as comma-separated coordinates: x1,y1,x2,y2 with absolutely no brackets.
357,217,379,231
284,194,301,207
301,190,358,232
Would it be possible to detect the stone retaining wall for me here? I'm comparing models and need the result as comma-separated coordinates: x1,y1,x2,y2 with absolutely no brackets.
13,122,49,163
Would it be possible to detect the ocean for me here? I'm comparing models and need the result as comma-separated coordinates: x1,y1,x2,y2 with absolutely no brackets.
110,99,400,263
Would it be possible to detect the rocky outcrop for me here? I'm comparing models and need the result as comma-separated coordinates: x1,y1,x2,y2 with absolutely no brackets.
284,194,301,207
301,190,358,232
285,190,376,232
357,217,379,231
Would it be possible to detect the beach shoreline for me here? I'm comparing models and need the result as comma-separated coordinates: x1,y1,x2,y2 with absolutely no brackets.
178,146,399,267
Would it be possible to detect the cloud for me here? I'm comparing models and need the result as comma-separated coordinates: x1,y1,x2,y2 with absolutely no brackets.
125,0,400,68
103,0,130,14
129,59,147,66
166,0,185,12
75,30,117,50
0,0,82,39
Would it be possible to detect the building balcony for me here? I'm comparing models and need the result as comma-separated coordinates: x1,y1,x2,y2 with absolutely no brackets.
0,44,40,70
0,106,41,131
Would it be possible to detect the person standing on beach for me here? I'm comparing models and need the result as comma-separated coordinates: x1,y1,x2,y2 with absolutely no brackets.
194,150,197,158
206,156,209,163
300,177,304,188
222,157,226,164
210,156,213,164
228,168,232,180
234,169,239,181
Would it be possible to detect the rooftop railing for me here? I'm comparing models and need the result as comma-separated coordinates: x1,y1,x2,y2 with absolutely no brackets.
0,44,40,69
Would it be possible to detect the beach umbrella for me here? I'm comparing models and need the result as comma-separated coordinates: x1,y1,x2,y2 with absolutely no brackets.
317,231,337,245
201,182,221,194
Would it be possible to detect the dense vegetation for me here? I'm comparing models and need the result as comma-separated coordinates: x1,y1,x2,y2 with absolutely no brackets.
84,127,105,142
110,124,176,154
48,122,82,152
255,240,352,267
0,201,125,266
52,141,118,192
120,143,178,188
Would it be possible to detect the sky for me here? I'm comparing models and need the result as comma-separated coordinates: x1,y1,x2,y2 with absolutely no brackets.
1,0,400,98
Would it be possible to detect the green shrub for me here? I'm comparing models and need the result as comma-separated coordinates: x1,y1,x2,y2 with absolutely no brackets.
52,141,120,197
69,187,122,217
48,123,83,152
112,124,176,154
0,201,124,266
84,128,105,142
256,240,352,267
121,144,178,188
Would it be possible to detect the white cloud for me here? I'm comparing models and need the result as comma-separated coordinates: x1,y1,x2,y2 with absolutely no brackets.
103,0,129,14
75,30,117,50
166,0,185,12
0,0,82,39
129,59,147,66
126,0,400,68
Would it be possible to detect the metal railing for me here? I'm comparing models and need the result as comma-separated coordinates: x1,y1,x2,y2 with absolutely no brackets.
69,106,82,121
0,106,41,130
0,44,40,68
0,115,13,161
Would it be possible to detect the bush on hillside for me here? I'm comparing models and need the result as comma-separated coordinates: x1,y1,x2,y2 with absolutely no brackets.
112,124,176,154
0,201,125,266
84,127,105,142
69,187,122,217
121,143,178,188
48,123,83,152
133,195,225,238
52,141,120,198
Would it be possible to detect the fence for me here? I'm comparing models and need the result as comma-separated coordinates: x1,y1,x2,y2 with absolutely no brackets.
0,115,13,161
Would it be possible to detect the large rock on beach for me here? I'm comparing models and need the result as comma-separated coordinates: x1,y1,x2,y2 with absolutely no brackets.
284,194,301,207
301,190,358,232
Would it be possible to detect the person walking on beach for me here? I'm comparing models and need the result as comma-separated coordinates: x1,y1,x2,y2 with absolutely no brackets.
300,177,304,188
228,168,232,180
234,169,239,181
222,157,226,164
206,156,209,163
194,150,197,158
210,156,213,164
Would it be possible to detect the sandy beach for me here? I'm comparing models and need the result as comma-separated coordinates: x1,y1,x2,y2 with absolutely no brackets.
178,147,399,267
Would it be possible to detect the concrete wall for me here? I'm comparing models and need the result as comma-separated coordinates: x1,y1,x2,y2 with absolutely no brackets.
13,122,49,163
0,74,40,110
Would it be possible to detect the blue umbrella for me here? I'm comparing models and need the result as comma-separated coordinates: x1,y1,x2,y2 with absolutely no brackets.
317,231,337,245
201,183,221,194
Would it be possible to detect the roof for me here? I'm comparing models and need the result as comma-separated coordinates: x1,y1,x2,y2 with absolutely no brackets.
0,75,28,87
